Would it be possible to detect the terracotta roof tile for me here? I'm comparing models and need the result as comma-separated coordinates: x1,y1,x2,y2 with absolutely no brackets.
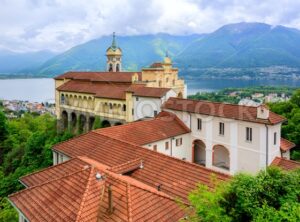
54,71,142,83
271,157,300,171
57,80,132,100
280,138,296,152
20,158,88,187
163,97,286,125
53,131,229,202
94,112,190,145
10,158,187,222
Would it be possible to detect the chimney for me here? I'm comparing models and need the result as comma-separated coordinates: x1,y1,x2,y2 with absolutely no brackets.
107,185,114,214
257,105,269,120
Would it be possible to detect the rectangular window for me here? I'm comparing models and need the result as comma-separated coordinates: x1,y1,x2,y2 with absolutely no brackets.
176,138,182,146
197,118,202,130
132,109,134,115
165,141,169,150
246,127,252,142
274,132,277,145
219,122,225,135
154,110,158,116
136,97,139,101
153,145,157,151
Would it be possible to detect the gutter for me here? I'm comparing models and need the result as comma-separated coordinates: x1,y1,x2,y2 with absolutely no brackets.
265,124,269,168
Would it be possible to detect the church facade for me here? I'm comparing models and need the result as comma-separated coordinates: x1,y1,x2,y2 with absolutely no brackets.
54,33,186,132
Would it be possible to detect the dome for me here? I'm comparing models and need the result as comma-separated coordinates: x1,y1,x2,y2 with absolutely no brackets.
106,32,122,56
164,56,172,64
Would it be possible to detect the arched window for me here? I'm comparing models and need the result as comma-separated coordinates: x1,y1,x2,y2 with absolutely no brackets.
109,64,113,72
116,64,120,72
61,94,65,104
109,103,113,109
122,104,126,112
213,145,230,170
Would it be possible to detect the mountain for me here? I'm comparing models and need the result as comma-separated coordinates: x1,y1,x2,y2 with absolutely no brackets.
175,22,300,69
0,50,56,74
34,34,203,76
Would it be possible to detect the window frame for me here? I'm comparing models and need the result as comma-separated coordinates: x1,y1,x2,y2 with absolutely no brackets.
246,127,252,142
197,118,202,131
219,122,225,136
165,141,169,150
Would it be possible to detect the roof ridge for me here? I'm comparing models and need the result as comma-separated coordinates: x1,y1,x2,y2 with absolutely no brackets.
168,97,261,109
20,158,85,185
9,167,91,199
94,133,230,178
75,167,99,222
126,183,133,222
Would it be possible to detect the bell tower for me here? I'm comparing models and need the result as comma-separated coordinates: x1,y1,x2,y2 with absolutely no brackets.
106,32,122,72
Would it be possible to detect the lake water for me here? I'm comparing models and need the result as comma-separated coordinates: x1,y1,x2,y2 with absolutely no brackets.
0,78,300,102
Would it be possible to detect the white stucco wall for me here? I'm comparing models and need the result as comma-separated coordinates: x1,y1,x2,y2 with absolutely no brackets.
163,108,283,174
133,90,176,120
143,133,191,161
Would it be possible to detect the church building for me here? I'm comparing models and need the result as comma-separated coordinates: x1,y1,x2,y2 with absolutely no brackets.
54,33,186,132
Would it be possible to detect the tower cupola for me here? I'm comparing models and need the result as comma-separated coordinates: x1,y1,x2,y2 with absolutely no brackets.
106,32,122,72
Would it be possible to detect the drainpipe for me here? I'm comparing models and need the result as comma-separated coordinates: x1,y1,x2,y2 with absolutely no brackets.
265,124,269,168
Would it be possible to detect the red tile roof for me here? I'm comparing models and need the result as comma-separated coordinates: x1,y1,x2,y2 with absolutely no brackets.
271,157,300,171
10,157,187,222
57,80,132,99
54,71,142,83
94,112,190,145
280,138,296,152
53,131,229,202
163,97,286,125
127,85,172,98
57,80,172,99
20,158,88,187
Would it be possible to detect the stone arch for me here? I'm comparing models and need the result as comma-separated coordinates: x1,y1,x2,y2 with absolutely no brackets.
79,114,87,133
193,140,206,166
102,120,111,128
71,112,77,129
82,96,88,108
78,96,83,108
61,110,68,130
213,145,230,170
88,116,95,131
61,94,65,105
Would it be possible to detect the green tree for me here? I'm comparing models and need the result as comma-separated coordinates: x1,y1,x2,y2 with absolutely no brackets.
93,116,102,130
186,167,300,222
0,111,8,142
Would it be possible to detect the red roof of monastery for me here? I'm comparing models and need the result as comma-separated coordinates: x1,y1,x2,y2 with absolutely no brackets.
271,157,300,171
95,112,190,145
57,80,172,99
52,131,229,202
280,138,296,152
163,97,286,125
10,157,186,222
54,71,142,83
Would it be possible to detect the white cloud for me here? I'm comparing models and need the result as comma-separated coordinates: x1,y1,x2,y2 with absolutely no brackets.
0,0,300,52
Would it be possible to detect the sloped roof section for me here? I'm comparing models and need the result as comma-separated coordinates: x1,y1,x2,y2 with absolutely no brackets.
54,71,141,83
20,158,88,187
271,157,300,171
94,112,190,145
163,97,286,125
9,158,186,222
280,138,296,152
53,131,229,201
57,80,132,99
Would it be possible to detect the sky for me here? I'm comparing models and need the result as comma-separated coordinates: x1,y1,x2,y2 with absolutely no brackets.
1,0,300,53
